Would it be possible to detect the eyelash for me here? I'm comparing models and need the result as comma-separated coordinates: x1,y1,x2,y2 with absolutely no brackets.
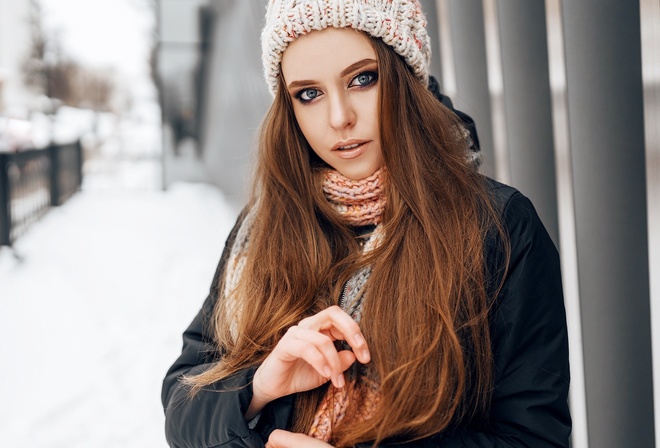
349,71,378,88
294,70,379,104
296,88,321,103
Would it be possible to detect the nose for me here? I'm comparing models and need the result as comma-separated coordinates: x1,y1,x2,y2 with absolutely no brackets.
328,91,356,130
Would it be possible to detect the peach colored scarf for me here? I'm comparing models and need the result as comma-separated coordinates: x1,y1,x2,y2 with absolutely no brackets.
309,168,388,441
322,168,386,226
308,377,381,443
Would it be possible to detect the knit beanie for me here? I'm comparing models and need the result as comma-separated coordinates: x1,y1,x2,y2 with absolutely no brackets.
261,0,432,95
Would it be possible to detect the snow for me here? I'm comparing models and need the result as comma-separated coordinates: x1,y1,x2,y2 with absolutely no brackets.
0,161,240,447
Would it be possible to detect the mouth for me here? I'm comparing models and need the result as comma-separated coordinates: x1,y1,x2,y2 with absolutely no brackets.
333,140,370,151
338,142,362,150
332,140,370,159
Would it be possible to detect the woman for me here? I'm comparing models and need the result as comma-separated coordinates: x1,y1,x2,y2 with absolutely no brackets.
162,1,571,447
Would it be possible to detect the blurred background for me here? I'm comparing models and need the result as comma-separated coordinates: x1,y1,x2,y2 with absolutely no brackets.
0,0,658,447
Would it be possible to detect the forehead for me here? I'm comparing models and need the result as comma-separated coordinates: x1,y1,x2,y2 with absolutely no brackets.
281,27,376,81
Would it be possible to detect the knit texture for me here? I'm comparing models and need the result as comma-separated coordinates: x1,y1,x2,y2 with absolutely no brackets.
322,168,386,226
261,0,431,95
308,376,381,442
308,225,383,442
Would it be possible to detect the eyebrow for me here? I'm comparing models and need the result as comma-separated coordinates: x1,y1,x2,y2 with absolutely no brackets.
286,58,378,90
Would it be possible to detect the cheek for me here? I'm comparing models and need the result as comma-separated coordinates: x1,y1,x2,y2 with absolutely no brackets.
360,89,380,135
292,105,325,150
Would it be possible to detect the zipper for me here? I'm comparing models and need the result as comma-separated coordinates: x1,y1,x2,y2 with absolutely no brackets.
339,282,348,310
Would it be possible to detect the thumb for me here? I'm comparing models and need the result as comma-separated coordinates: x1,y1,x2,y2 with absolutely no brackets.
338,350,358,372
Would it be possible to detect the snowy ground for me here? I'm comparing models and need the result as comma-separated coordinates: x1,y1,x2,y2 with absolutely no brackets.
0,160,240,447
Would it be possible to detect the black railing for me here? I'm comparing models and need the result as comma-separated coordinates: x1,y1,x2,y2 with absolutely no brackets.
0,141,83,247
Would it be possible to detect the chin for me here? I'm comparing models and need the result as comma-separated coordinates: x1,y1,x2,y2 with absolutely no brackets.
335,161,383,180
338,168,379,180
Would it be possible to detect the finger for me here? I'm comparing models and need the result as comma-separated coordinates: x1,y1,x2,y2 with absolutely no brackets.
275,335,339,386
327,326,370,364
338,349,357,372
300,306,371,363
280,328,351,388
268,430,298,448
268,430,333,448
267,429,288,448
285,326,346,387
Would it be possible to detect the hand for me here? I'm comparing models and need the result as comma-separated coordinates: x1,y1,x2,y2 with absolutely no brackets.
246,306,370,419
266,429,334,448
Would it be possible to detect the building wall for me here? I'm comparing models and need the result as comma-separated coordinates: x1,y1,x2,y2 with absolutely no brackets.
157,0,213,187
157,0,271,207
198,0,271,207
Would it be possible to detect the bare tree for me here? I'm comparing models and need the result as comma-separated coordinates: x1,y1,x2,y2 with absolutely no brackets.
22,0,52,98
22,0,116,112
76,69,116,112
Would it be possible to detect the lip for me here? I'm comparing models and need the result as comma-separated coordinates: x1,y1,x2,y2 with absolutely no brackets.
331,139,371,159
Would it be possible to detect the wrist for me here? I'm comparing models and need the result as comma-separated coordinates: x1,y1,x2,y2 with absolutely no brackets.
245,365,276,420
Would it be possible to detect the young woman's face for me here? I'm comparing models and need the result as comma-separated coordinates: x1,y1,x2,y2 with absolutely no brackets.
281,27,383,180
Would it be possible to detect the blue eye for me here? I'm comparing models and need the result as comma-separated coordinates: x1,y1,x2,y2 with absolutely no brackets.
296,88,321,103
350,71,378,87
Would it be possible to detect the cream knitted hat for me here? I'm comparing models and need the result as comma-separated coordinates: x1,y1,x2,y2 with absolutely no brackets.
261,0,431,95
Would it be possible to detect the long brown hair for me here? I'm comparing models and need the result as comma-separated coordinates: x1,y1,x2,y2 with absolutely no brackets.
186,35,507,446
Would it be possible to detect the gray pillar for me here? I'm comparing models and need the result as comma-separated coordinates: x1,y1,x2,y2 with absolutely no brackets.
641,0,660,445
545,1,588,445
496,0,558,245
562,1,653,446
419,0,442,80
439,0,496,178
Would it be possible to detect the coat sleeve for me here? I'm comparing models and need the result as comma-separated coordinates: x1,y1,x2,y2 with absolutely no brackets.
161,212,266,448
366,189,571,448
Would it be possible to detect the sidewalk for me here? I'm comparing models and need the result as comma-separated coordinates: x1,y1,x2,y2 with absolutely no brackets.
0,162,239,447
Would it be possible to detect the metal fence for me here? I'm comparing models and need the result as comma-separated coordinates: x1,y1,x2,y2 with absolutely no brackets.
0,141,83,247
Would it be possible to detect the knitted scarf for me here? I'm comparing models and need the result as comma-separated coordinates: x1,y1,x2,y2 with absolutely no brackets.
312,169,386,441
222,169,386,441
307,225,383,443
322,168,386,227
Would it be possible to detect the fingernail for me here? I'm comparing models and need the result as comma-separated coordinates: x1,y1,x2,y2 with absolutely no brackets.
362,350,371,362
354,333,365,346
337,374,345,388
323,366,332,378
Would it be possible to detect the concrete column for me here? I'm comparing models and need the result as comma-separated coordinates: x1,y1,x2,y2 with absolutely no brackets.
545,1,588,444
419,0,442,79
562,1,653,446
641,0,660,445
437,0,496,178
496,0,558,244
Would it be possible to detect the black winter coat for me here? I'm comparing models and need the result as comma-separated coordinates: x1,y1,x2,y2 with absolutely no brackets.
161,179,572,447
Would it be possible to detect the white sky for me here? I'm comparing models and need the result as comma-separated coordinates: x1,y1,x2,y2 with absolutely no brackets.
40,0,155,92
